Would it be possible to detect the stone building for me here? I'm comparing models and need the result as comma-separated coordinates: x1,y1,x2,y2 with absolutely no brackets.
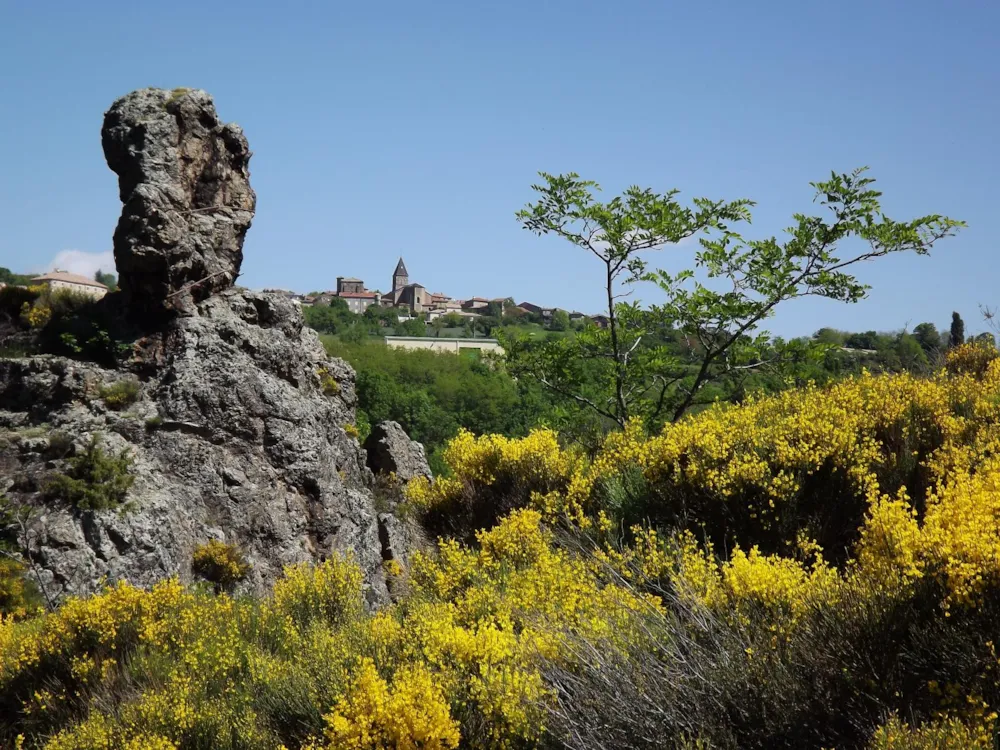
393,284,430,314
30,270,108,300
384,257,432,314
462,297,489,311
336,277,365,294
329,276,380,313
339,291,381,314
518,301,553,321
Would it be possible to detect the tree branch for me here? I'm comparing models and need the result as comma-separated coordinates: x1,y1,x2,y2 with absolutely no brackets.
539,377,623,427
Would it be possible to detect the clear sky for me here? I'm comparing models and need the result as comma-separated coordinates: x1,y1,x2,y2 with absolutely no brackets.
1,1,996,337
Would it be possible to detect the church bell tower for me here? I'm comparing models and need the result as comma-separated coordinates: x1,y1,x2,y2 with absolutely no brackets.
392,257,409,294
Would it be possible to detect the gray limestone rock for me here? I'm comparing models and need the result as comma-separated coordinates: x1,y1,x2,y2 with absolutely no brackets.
0,290,396,606
0,88,427,608
363,420,432,482
102,88,256,319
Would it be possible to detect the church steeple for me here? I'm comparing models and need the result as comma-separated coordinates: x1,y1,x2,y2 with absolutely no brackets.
392,257,409,292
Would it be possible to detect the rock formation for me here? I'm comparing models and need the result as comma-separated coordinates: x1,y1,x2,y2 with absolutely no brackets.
0,89,410,607
364,420,432,482
102,88,256,318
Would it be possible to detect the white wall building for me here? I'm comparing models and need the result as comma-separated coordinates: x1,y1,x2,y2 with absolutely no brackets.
384,336,503,357
30,270,108,300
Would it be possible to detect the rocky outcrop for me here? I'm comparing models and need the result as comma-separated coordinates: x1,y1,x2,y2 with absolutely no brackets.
102,88,255,319
0,88,415,607
0,289,397,606
363,421,432,482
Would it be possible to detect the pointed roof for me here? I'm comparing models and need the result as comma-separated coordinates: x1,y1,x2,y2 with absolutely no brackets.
394,257,408,277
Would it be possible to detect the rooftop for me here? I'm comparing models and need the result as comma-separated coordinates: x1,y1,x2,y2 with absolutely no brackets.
30,270,107,289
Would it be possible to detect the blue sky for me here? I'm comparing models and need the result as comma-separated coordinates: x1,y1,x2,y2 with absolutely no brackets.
1,0,996,337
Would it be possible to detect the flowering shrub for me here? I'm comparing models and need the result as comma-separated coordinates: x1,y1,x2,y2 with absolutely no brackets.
269,556,365,630
945,340,998,377
869,713,996,749
20,302,51,329
0,284,41,321
0,558,42,620
191,540,251,590
404,357,1000,745
17,287,95,332
406,428,582,535
0,512,651,749
6,355,1000,747
316,660,460,750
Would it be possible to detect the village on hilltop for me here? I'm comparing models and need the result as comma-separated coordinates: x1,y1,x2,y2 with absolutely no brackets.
263,256,605,327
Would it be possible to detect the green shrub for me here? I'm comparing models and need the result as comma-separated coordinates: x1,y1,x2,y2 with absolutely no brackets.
0,285,40,322
35,295,132,367
0,343,33,359
46,431,73,458
318,366,340,396
46,289,97,318
45,436,135,511
98,378,141,410
192,540,251,591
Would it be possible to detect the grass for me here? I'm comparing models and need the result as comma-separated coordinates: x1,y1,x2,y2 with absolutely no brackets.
0,425,52,448
98,379,141,410
0,344,34,359
166,87,193,105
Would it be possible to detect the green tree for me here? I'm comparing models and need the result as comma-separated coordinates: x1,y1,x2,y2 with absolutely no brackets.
302,298,357,334
912,322,942,354
397,318,426,337
895,332,929,372
845,331,880,350
550,309,571,332
340,322,369,344
813,328,846,346
464,315,497,338
949,311,965,348
364,305,399,327
94,269,118,291
507,168,963,430
325,338,556,473
0,268,33,286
